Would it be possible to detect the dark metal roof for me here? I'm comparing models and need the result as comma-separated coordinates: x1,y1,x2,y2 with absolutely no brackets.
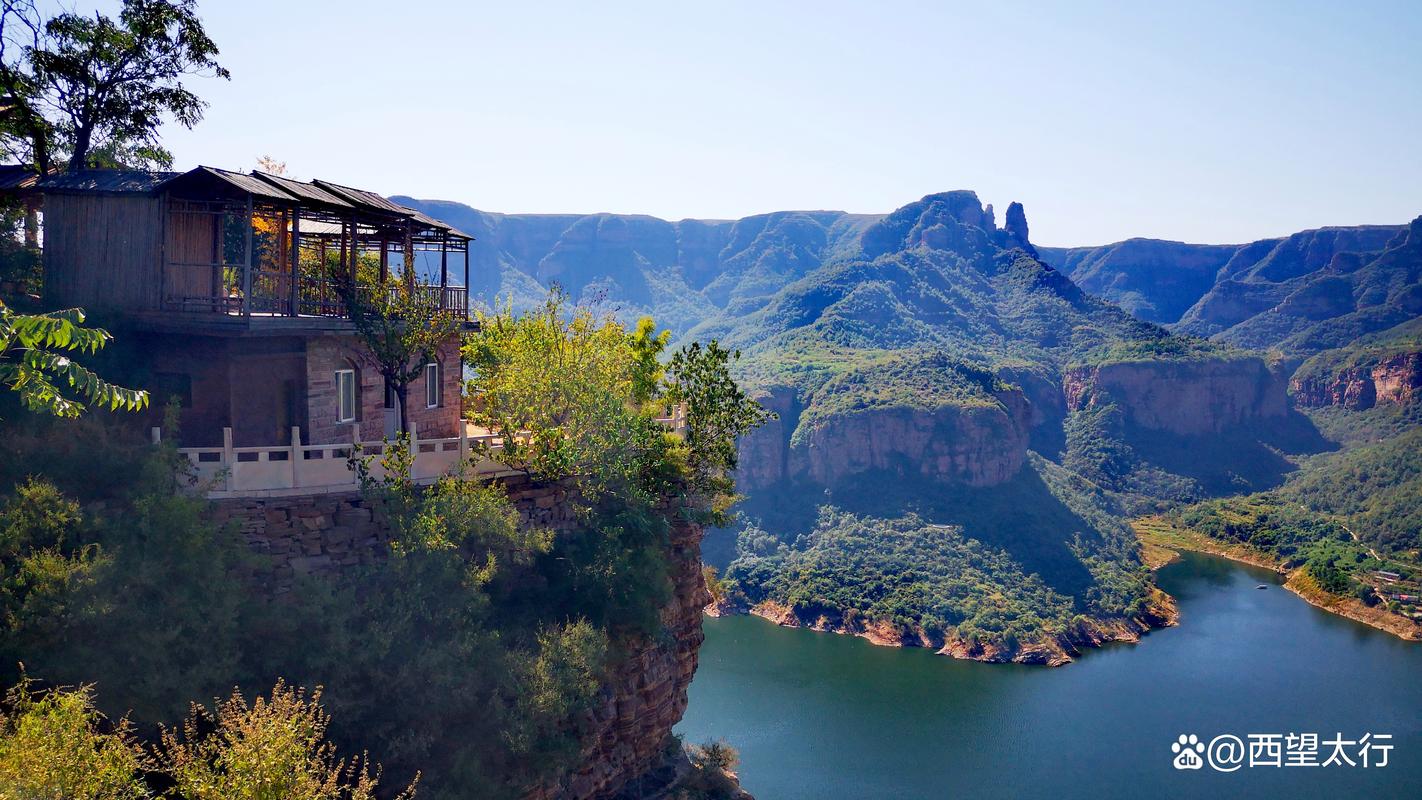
191,166,298,202
402,205,474,240
250,171,354,209
0,165,42,191
37,169,177,193
26,164,472,240
312,179,410,216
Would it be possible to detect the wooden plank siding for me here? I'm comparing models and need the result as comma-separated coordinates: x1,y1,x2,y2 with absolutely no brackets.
42,193,166,311
165,203,227,310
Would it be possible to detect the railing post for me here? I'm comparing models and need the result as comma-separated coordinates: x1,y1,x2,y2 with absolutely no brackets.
241,196,253,317
289,426,302,488
222,427,235,491
289,206,301,317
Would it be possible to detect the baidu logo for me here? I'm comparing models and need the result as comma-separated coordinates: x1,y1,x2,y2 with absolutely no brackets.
1172,734,1205,769
1172,731,1392,772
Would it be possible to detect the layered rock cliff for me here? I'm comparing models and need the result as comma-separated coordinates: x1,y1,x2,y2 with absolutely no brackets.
736,385,1032,492
1291,351,1422,409
1062,356,1288,435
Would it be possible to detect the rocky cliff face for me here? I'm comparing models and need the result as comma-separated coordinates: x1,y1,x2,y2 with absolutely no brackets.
1063,357,1287,435
1291,351,1422,409
790,392,1031,488
530,506,710,800
737,386,1032,492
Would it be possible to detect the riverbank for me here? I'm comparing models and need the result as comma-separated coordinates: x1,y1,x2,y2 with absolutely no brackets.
705,591,1178,667
1132,515,1422,642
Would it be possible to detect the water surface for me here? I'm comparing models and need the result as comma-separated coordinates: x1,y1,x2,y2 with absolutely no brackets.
678,553,1422,799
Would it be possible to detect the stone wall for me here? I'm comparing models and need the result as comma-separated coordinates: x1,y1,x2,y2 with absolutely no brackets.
209,473,577,590
208,478,709,800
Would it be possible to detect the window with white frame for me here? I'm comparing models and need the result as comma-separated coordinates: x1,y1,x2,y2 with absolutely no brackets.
336,369,357,423
424,362,441,408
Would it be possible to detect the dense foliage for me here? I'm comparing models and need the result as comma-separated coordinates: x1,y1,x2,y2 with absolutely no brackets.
466,290,770,511
464,289,674,501
1171,423,1422,601
1287,427,1422,554
799,350,1010,426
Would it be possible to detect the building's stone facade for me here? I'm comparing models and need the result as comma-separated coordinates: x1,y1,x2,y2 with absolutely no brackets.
303,333,463,445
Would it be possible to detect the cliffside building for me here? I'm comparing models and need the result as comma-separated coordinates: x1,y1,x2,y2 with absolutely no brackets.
12,166,475,481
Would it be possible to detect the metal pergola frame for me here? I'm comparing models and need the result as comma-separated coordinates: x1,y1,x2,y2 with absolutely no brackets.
158,166,473,319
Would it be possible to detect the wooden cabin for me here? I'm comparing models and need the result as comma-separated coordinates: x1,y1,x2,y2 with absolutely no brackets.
25,166,474,448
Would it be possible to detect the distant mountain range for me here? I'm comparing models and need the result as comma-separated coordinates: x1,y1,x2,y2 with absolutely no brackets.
1040,221,1421,355
399,189,1422,663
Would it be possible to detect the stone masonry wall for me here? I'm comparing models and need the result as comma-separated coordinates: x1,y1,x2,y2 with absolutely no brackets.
304,334,463,445
209,473,577,590
208,478,708,800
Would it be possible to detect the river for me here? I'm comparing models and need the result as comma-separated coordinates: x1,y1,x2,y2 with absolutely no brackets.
677,552,1422,799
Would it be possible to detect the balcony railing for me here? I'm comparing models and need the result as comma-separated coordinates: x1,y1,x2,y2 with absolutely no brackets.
166,409,688,499
166,422,514,499
162,263,469,320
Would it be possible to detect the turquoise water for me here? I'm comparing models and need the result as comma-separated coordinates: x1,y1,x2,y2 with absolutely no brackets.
678,553,1422,799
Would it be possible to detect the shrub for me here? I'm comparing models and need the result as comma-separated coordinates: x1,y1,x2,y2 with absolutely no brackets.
0,680,150,800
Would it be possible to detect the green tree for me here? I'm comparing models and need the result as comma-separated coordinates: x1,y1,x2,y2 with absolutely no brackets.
629,315,669,407
463,289,668,496
337,278,458,435
0,300,147,417
0,478,98,664
663,340,773,501
0,0,229,174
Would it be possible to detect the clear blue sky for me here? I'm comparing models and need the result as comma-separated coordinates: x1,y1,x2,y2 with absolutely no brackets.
148,0,1422,246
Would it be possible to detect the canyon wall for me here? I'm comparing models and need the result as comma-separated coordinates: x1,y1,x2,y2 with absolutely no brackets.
1063,357,1288,435
211,476,708,800
1291,352,1422,409
737,386,1032,492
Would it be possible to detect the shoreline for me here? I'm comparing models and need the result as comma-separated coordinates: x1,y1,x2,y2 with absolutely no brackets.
1132,516,1422,643
704,590,1179,667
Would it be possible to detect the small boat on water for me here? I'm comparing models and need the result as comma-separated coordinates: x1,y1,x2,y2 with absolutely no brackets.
1256,584,1269,590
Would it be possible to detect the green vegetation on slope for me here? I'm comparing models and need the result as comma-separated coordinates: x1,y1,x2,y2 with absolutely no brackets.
726,455,1155,651
796,350,1012,427
1168,423,1422,619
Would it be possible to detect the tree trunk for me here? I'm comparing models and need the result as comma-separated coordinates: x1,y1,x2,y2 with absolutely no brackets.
396,382,410,435
68,125,92,172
